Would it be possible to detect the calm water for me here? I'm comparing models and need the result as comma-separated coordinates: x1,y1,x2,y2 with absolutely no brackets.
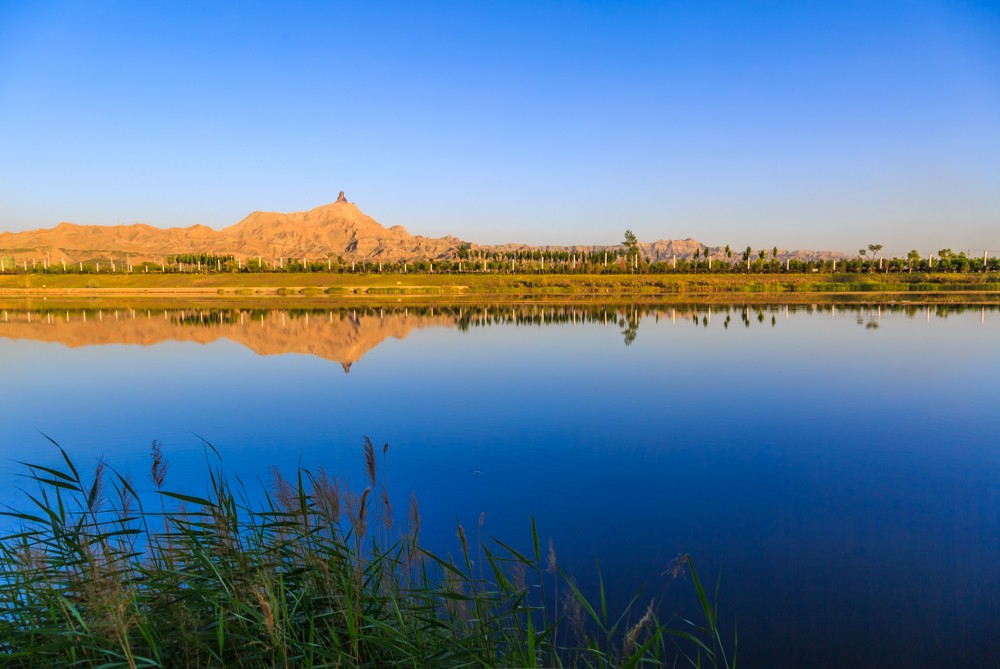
1,301,998,668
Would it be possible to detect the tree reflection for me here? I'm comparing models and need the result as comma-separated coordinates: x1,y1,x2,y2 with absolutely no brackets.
1,302,994,360
856,306,880,330
620,310,640,346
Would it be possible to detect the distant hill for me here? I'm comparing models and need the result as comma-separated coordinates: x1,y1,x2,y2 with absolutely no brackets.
0,193,846,265
0,192,464,264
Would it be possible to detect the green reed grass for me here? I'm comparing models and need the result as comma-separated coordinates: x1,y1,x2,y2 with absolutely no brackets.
0,438,735,668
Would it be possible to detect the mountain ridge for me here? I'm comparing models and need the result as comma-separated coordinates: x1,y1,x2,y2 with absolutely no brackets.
0,193,847,264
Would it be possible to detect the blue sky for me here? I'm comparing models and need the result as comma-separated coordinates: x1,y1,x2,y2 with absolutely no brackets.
1,1,998,254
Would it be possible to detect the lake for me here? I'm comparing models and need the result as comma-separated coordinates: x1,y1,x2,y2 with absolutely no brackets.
1,300,997,668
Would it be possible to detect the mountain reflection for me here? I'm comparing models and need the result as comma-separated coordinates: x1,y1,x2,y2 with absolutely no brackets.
0,303,993,368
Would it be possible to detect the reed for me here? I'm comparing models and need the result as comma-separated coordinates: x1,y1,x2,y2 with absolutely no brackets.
0,439,734,668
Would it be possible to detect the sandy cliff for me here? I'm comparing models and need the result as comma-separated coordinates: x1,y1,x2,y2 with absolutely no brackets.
0,193,462,265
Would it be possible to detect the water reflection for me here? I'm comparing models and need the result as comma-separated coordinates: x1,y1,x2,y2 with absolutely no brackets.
0,303,995,365
1,299,997,669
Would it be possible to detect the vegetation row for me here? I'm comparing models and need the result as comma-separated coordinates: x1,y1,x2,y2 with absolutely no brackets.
2,242,997,275
3,271,1000,300
0,439,733,668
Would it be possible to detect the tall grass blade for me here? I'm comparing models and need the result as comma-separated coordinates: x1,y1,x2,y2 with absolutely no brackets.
0,441,733,668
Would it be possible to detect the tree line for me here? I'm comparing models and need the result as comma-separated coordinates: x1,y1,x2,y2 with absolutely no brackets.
1,237,996,275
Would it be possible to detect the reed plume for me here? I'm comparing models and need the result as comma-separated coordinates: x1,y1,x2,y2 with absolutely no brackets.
312,467,340,530
662,553,690,581
87,460,107,517
622,600,655,659
457,522,469,558
150,439,167,488
254,587,276,638
363,435,377,488
407,493,421,542
270,466,296,513
546,538,558,576
356,486,371,538
116,472,134,519
0,441,732,668
562,585,587,646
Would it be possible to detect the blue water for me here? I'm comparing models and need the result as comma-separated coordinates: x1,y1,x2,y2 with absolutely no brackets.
1,302,998,667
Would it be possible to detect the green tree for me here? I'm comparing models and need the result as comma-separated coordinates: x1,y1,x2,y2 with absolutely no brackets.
859,243,883,273
622,229,639,272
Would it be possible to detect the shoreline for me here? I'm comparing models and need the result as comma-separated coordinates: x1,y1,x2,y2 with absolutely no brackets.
1,271,998,300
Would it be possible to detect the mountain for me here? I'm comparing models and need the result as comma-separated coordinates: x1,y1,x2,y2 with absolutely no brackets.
0,222,219,264
0,193,463,264
0,193,847,264
215,192,463,261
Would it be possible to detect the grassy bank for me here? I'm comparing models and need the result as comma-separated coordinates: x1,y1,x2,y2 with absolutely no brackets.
1,271,998,298
0,441,732,668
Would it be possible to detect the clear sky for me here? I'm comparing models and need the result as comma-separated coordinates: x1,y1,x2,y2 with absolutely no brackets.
1,1,998,255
